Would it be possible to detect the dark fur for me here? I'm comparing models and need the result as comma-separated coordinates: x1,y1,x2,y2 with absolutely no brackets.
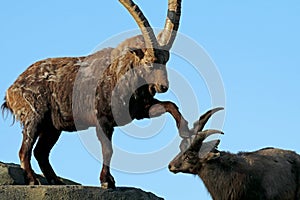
200,148,300,200
170,141,300,200
1,98,15,124
169,109,300,200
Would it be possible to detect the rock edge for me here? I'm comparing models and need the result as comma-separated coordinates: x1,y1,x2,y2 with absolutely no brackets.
0,161,163,200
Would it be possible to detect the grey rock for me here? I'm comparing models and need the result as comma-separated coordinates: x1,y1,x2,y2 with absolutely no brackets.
0,186,164,200
0,161,79,185
0,162,163,200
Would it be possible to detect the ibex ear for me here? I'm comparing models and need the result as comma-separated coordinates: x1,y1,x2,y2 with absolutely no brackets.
205,152,220,161
198,139,220,158
129,48,145,59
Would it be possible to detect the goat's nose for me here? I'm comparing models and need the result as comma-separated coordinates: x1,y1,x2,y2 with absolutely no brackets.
168,164,178,173
159,85,168,93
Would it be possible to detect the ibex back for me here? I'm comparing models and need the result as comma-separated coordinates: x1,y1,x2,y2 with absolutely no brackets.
1,0,189,189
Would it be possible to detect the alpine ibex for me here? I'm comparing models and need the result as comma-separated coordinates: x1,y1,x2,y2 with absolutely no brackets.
1,0,189,189
169,108,300,200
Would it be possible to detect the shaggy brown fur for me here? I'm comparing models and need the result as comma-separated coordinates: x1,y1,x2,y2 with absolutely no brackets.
2,0,188,189
169,108,300,200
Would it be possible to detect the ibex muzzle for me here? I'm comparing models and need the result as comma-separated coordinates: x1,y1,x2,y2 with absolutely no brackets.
148,66,169,94
135,48,170,95
153,49,170,93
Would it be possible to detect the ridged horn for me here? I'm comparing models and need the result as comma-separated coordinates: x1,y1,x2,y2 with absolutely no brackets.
158,0,182,50
119,0,158,56
190,129,224,151
192,107,224,135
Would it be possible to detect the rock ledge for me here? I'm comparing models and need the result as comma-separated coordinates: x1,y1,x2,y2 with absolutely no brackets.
0,185,163,200
0,162,163,200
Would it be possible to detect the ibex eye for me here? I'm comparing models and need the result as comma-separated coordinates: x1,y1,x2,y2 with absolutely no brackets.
184,155,190,161
185,152,195,160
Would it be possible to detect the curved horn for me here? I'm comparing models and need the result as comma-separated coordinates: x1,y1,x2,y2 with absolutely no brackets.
119,0,158,55
190,129,224,151
192,107,224,135
180,107,224,152
158,0,182,49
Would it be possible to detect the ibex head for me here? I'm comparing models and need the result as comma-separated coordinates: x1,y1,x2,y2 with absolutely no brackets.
169,107,224,174
118,0,181,95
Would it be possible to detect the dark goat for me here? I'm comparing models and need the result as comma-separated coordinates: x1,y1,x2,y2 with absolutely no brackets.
2,0,189,189
169,108,300,200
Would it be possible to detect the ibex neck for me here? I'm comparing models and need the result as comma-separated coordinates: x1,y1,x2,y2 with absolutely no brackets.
198,151,249,200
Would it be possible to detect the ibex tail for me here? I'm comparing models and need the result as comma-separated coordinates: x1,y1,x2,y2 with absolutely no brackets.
1,96,15,124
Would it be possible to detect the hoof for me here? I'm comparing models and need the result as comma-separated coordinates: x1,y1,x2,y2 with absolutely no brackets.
179,131,192,138
101,182,109,189
28,178,41,185
49,178,66,185
179,126,192,138
100,170,116,189
101,181,116,189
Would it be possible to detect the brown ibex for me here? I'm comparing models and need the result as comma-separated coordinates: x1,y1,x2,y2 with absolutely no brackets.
169,108,300,200
1,0,189,189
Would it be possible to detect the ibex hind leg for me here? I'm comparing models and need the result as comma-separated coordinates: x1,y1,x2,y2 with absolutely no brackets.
19,118,40,185
33,124,64,185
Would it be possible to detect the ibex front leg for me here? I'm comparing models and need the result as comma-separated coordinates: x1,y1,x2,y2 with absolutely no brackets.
96,125,115,189
149,100,190,138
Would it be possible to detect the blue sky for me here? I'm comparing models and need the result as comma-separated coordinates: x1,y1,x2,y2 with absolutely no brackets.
1,1,300,199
